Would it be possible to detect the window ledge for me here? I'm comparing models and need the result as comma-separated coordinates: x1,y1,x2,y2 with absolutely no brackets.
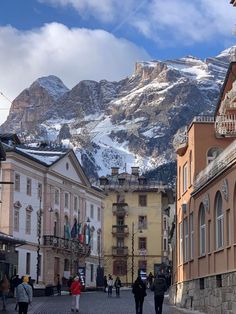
198,254,206,259
214,247,224,254
226,245,231,249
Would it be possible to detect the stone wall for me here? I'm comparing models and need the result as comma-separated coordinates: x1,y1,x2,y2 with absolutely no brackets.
169,271,236,314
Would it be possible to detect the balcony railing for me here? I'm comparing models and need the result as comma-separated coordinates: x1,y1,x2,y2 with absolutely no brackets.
43,235,90,256
193,140,236,191
112,203,128,216
112,225,129,236
215,114,236,136
192,115,215,123
112,246,128,256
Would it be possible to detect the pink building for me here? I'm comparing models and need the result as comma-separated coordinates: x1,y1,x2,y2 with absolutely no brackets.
172,62,236,312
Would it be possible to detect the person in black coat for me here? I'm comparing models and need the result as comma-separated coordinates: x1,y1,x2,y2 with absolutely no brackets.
132,276,146,314
151,274,167,314
114,277,121,297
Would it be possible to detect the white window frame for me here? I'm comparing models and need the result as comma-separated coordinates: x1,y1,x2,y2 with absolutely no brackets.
183,163,188,193
26,178,32,196
189,213,194,259
184,218,189,262
215,192,224,249
64,193,69,208
15,173,20,192
179,222,183,264
25,211,31,234
199,204,206,256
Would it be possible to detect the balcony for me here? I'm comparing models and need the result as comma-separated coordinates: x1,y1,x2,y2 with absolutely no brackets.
112,203,128,216
43,235,90,256
193,139,236,191
112,225,129,237
215,114,236,137
112,246,128,256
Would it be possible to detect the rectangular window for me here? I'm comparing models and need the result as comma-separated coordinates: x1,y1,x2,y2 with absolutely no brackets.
26,178,32,196
163,238,167,251
216,214,224,249
26,212,31,234
138,216,147,229
38,182,42,199
178,167,181,198
26,253,31,274
189,213,194,259
90,264,94,282
97,233,101,254
90,205,94,219
14,210,19,232
199,278,204,290
216,274,222,288
65,193,69,208
179,222,183,264
226,210,230,246
97,207,101,221
138,260,147,271
184,218,189,262
139,195,147,207
138,237,147,250
55,189,59,205
15,173,20,192
183,163,188,193
74,196,78,211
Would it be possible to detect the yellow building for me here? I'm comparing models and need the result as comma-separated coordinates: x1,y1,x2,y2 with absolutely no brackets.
99,167,174,284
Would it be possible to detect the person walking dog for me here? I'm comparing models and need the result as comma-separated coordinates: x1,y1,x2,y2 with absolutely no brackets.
16,276,33,314
70,276,82,313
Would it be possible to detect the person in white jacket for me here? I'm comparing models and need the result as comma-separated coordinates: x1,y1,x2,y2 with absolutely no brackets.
16,276,33,314
107,275,113,297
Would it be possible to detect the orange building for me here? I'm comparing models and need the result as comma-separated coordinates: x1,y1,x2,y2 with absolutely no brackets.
171,62,236,313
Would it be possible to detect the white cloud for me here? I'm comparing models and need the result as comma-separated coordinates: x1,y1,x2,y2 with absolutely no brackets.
40,0,236,44
0,23,149,123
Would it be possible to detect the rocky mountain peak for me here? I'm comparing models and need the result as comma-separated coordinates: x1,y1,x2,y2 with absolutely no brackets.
1,46,235,183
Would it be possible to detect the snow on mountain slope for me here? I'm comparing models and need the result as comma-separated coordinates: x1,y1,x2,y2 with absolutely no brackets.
1,47,235,182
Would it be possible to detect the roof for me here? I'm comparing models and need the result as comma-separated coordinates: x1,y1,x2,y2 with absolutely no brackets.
214,62,236,117
0,232,25,245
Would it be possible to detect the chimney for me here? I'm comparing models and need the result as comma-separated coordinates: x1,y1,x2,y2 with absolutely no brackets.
111,167,119,176
131,167,139,176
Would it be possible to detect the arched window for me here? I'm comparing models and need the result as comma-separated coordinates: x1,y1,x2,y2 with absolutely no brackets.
207,147,223,165
215,192,223,249
199,203,206,256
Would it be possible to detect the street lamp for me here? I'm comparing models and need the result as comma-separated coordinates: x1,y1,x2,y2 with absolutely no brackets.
131,222,142,285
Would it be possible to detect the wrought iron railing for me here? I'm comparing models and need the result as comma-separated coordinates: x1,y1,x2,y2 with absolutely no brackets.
112,225,129,236
43,235,90,256
112,203,129,216
112,246,128,256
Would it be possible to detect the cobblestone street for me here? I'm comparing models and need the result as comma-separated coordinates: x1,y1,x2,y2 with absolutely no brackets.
0,290,194,314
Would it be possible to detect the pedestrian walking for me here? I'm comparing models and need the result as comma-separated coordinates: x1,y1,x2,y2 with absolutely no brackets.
0,274,10,312
107,275,113,297
70,276,82,313
103,275,107,293
151,273,167,314
147,272,154,289
16,276,33,314
114,276,121,297
56,274,62,296
12,275,22,311
132,275,147,314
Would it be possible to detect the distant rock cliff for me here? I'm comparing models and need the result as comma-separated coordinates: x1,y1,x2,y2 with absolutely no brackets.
1,47,236,182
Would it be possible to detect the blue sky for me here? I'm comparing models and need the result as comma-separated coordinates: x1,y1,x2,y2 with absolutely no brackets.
0,0,235,122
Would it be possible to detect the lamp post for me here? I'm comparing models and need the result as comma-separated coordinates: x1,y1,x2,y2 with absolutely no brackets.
131,222,142,285
36,196,42,284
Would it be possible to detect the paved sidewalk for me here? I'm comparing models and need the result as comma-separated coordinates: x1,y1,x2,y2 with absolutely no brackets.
0,291,195,314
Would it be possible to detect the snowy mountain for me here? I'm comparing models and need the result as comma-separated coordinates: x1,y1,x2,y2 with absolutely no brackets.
1,47,235,183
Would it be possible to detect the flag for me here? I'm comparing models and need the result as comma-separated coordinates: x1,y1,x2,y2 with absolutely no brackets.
85,224,90,245
71,220,78,239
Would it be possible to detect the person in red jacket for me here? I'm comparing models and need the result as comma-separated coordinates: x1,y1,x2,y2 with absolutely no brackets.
70,276,82,313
